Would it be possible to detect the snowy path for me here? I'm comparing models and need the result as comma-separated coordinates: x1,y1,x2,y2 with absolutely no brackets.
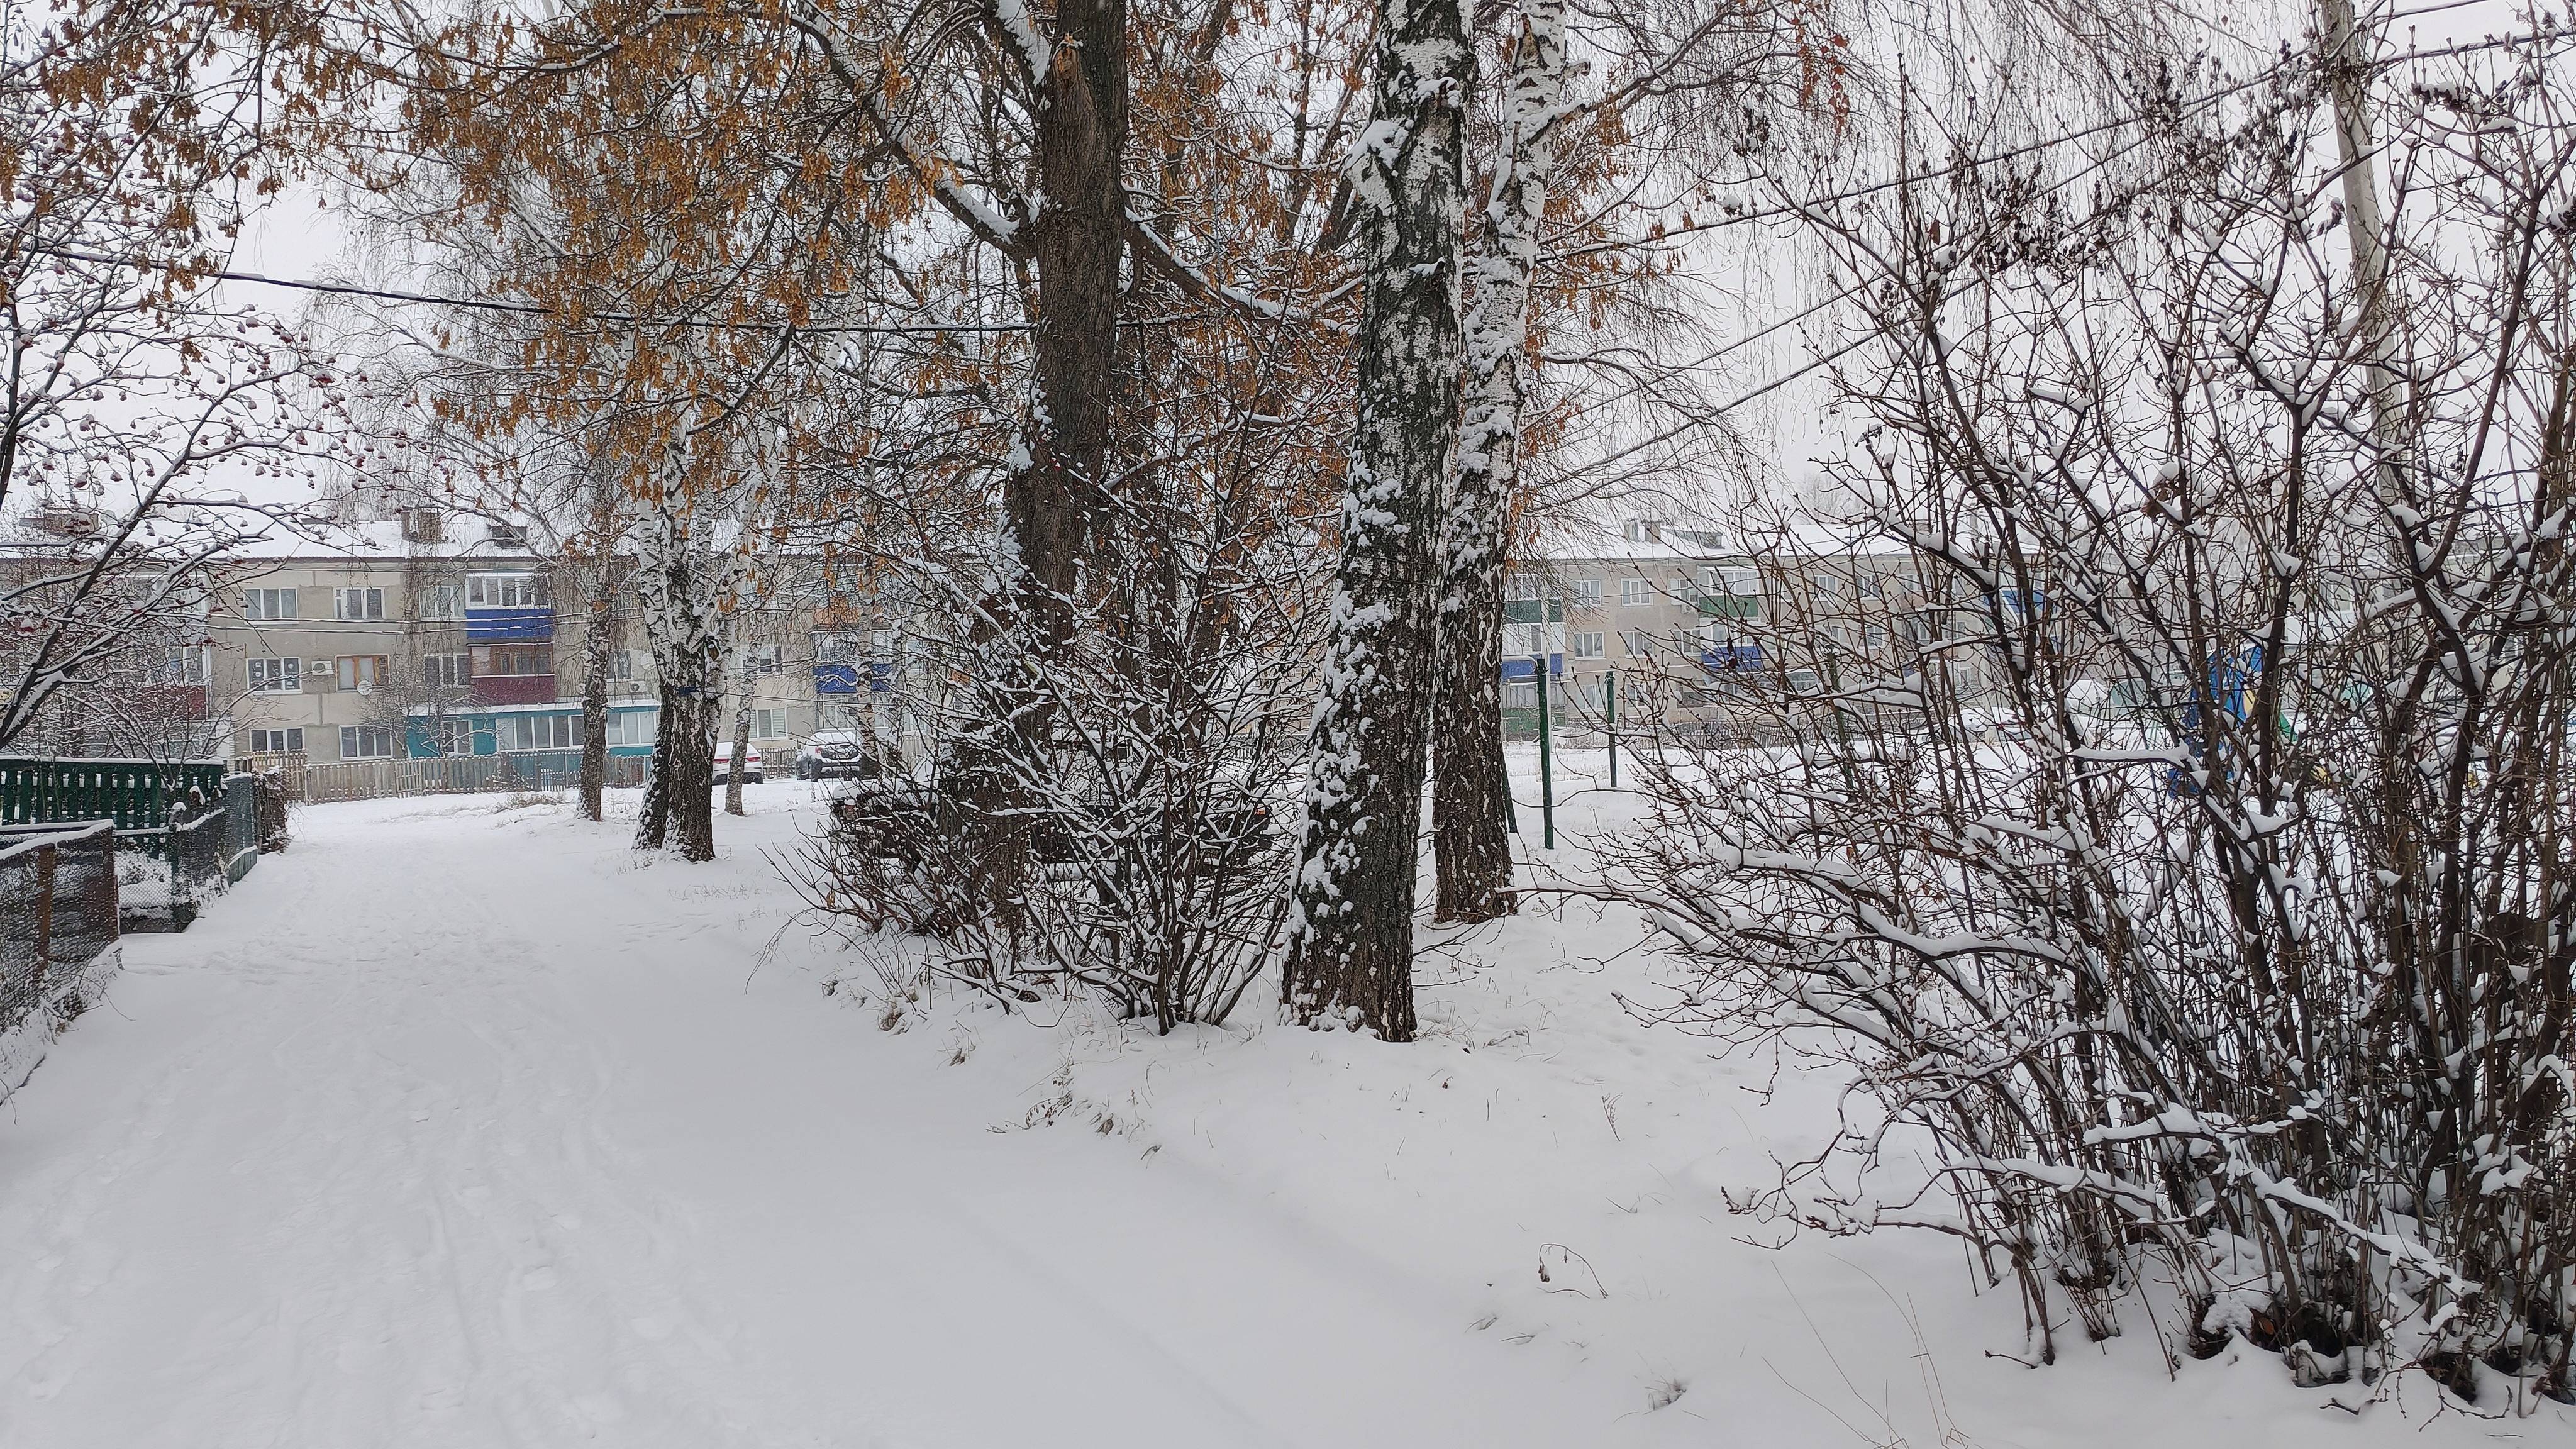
0,794,1613,1448
6,785,2568,1448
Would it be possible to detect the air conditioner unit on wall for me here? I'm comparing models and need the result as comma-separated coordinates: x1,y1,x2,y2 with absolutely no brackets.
620,680,647,696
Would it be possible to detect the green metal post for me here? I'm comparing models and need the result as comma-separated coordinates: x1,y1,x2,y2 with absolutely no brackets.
1606,670,1619,789
1533,655,1554,849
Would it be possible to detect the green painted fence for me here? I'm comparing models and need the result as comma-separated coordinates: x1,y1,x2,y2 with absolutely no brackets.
0,757,229,833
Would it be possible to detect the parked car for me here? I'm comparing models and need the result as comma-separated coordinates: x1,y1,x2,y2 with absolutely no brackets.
713,745,764,784
795,731,881,781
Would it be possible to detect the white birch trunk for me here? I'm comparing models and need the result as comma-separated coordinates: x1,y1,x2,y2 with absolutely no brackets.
1431,0,1568,922
1282,0,1472,1040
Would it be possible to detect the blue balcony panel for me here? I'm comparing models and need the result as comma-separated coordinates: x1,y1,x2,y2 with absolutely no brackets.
1499,653,1566,680
464,606,555,643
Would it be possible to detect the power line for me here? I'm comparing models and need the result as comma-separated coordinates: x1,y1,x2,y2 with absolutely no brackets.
21,244,1031,335
23,27,2557,341
1629,25,2560,245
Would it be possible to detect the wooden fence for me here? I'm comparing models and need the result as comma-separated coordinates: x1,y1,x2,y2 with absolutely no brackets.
239,751,650,806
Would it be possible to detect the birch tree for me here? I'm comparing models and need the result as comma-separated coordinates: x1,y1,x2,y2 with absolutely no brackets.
1282,0,1472,1038
1430,0,1566,923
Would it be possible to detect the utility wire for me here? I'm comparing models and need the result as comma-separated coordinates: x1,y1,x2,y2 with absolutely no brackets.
18,27,2557,340
19,244,1030,335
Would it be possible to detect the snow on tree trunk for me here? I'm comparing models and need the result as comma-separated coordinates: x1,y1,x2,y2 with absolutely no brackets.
1012,0,1126,655
1283,0,1470,1040
629,463,756,863
1431,0,1565,924
578,469,621,823
579,557,614,823
636,691,675,849
724,647,753,818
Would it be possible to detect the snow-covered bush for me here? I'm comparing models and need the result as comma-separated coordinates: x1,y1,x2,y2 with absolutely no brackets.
792,388,1333,1032
1617,50,2576,1399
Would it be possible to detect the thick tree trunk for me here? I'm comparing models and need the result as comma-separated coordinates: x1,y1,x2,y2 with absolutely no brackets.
636,694,675,849
1009,0,1127,648
579,558,613,822
943,0,1130,912
632,524,740,860
1282,0,1469,1040
1431,0,1564,923
578,471,620,822
664,682,721,861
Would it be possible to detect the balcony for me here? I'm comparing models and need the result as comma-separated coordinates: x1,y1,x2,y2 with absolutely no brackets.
472,674,557,707
465,606,554,643
1701,643,1764,672
814,660,892,696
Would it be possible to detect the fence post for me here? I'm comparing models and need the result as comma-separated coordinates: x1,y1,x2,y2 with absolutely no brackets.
31,843,55,997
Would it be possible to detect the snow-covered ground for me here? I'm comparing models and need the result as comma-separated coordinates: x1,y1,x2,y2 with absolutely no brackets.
1,765,2562,1446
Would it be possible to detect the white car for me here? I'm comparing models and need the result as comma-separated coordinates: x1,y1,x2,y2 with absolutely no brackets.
713,745,764,784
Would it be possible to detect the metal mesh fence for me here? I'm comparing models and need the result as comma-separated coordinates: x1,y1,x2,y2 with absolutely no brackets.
0,822,119,1040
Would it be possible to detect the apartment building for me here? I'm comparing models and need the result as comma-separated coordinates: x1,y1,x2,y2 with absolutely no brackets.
1504,519,1920,741
208,511,913,769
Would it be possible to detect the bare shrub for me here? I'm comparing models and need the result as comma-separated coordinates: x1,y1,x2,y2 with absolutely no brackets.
1616,45,2576,1395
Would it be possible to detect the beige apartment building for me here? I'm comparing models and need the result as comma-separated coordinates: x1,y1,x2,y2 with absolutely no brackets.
1506,520,1921,742
197,511,911,770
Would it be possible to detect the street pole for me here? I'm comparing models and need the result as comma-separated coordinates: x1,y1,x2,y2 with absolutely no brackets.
1533,655,1554,849
1606,669,1619,789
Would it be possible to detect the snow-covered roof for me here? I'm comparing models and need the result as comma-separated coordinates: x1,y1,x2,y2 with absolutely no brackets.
1538,517,1909,567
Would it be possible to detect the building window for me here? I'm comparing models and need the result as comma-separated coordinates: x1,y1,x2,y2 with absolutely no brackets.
471,644,553,677
752,709,788,740
244,587,297,621
247,727,304,755
402,508,445,545
1502,623,1548,657
609,649,639,680
248,657,301,692
336,655,389,691
466,573,551,608
1620,579,1653,608
418,584,466,621
496,713,580,752
424,653,470,689
487,521,528,549
158,645,209,686
1572,631,1604,659
606,709,660,748
334,587,384,621
427,719,472,755
1504,682,1536,709
1572,577,1602,608
1718,566,1758,596
1619,629,1653,657
340,725,397,760
746,643,781,675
